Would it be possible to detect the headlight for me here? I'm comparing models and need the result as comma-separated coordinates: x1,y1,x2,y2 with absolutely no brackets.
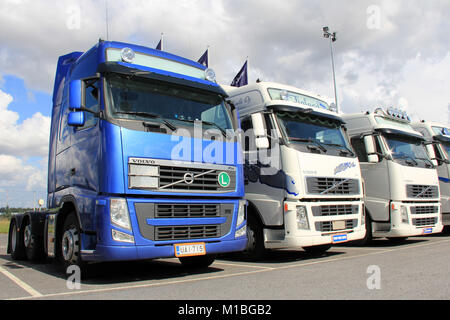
236,200,246,228
400,206,408,223
296,206,309,230
110,198,132,231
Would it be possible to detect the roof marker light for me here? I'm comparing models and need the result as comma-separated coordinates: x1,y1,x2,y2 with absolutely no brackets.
121,47,135,63
204,68,216,82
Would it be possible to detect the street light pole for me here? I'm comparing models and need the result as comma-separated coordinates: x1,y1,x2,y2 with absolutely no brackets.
323,26,338,114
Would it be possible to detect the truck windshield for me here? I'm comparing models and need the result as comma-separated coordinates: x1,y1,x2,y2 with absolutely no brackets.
384,134,431,166
105,74,233,132
275,111,353,156
438,142,450,159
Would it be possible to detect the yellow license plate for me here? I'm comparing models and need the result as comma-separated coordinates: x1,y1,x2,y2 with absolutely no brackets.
174,242,206,257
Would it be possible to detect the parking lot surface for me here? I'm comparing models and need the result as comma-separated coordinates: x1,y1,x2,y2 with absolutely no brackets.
1,231,449,300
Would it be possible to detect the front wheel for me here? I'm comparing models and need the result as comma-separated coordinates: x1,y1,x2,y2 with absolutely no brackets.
387,237,408,244
238,216,265,261
60,213,86,272
179,255,216,269
303,244,331,255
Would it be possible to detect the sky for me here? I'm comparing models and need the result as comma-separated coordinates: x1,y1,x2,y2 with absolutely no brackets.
0,0,449,207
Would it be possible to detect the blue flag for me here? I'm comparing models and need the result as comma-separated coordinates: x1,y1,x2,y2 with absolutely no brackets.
198,49,208,67
156,37,163,51
230,60,248,87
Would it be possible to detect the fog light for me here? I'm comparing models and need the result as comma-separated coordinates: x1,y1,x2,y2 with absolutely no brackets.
112,229,135,243
236,200,246,228
296,206,309,230
400,206,408,223
235,225,247,238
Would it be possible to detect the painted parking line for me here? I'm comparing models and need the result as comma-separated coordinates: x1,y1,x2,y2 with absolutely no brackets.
0,265,43,298
9,237,450,300
11,268,270,300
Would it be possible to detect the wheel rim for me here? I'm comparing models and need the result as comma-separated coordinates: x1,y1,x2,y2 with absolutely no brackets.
62,228,79,263
24,224,32,248
11,223,17,252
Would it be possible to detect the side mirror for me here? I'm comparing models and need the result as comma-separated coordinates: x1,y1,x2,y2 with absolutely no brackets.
68,111,85,127
255,137,269,149
251,113,268,149
69,79,82,110
425,143,438,166
364,135,379,163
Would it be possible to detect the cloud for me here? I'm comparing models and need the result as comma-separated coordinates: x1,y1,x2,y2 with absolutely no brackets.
0,88,48,206
0,89,50,157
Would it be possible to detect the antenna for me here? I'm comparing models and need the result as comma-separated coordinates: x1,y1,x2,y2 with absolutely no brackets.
105,0,110,40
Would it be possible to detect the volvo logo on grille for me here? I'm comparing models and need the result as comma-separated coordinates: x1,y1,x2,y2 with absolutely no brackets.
183,172,195,185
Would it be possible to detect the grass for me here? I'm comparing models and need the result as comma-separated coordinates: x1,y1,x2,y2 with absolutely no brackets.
0,218,10,234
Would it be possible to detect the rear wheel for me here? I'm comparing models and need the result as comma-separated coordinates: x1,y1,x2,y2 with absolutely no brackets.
9,220,26,260
23,219,46,262
179,255,216,269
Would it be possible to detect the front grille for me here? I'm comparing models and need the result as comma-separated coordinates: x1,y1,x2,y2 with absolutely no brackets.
410,206,439,215
159,166,220,191
155,225,220,241
155,203,220,218
406,185,439,198
134,202,234,241
315,219,357,232
128,158,236,193
312,204,358,217
306,177,359,195
413,217,437,226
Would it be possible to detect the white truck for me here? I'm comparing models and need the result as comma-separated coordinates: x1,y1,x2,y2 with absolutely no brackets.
412,121,450,226
343,108,443,243
225,82,366,259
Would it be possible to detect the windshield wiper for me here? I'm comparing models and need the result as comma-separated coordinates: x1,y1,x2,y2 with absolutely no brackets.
115,111,177,131
323,142,355,156
288,137,327,153
175,119,227,137
415,157,434,168
395,154,418,166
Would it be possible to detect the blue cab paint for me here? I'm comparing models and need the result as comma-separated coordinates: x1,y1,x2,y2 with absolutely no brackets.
46,40,247,263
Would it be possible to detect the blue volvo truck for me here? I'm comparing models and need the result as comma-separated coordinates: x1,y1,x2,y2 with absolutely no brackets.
7,40,247,271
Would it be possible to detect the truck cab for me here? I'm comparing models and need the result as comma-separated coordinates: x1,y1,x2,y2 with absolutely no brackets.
8,40,247,270
412,120,450,226
225,82,366,259
343,108,443,242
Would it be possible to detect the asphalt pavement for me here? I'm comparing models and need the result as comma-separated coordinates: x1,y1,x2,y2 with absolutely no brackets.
0,231,449,300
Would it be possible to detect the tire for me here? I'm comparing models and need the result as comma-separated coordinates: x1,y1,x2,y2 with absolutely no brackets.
179,255,216,269
239,215,265,261
387,237,408,244
9,219,26,260
357,212,373,246
60,213,86,273
23,218,46,262
303,244,331,255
